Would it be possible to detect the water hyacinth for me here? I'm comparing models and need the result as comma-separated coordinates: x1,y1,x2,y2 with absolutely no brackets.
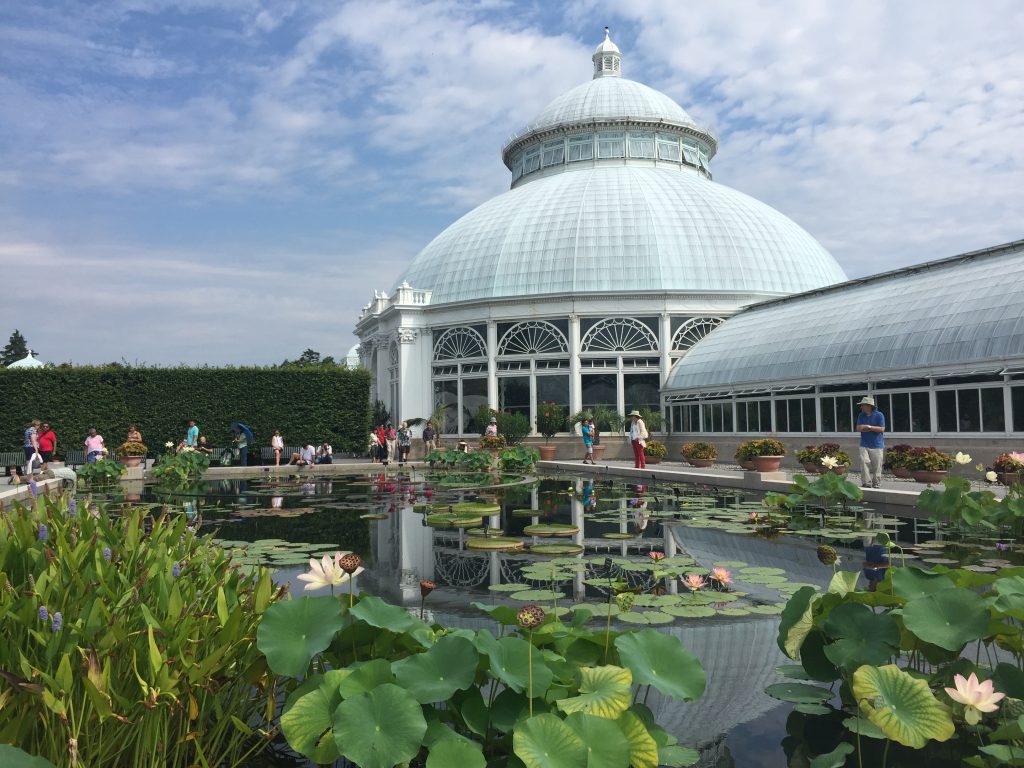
39,605,49,622
172,562,181,578
29,480,39,499
69,497,77,515
103,547,112,561
37,523,48,542
51,612,63,632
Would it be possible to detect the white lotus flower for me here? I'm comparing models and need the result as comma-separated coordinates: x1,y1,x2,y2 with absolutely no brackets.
986,471,998,483
165,441,174,448
820,455,839,469
296,552,364,591
955,452,972,465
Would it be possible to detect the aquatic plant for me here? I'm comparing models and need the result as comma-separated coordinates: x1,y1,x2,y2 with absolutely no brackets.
151,448,211,485
498,445,540,473
74,458,125,485
0,493,283,767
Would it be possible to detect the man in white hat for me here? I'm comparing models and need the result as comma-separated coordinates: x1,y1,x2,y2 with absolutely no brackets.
856,396,886,488
627,410,648,469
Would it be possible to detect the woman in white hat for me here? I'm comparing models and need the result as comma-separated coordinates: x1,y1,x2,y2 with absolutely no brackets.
856,396,886,488
628,410,648,469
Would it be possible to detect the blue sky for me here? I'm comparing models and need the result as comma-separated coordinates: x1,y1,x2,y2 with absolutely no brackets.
1,0,1022,365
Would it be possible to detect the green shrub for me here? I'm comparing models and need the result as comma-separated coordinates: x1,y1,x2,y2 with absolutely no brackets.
479,434,507,452
0,493,284,767
0,366,371,456
681,441,717,460
643,439,668,458
905,447,953,472
499,446,540,473
496,411,531,446
75,458,125,485
736,438,787,460
535,401,567,440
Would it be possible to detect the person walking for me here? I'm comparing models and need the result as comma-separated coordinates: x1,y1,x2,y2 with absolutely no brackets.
628,410,648,469
85,428,106,464
580,418,595,464
23,419,41,479
368,430,380,463
375,424,388,463
397,422,412,464
185,419,199,448
384,422,397,465
37,422,57,472
271,430,284,466
422,421,436,453
856,396,886,488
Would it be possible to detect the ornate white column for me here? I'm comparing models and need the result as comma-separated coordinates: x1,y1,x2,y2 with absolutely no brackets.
487,321,498,409
396,326,428,425
569,314,582,414
659,312,672,386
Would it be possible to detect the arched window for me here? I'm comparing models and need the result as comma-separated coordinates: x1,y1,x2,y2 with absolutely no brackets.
498,321,568,356
581,318,658,353
672,317,724,353
434,327,487,361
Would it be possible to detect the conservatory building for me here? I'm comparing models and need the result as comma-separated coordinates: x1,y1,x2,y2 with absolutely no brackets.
354,31,846,434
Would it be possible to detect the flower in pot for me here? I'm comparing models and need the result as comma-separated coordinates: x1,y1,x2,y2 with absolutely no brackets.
885,444,914,478
479,434,506,454
821,448,852,474
905,446,954,483
993,452,1024,485
681,441,717,467
116,440,148,468
643,439,668,464
735,441,757,470
742,438,787,472
535,402,566,461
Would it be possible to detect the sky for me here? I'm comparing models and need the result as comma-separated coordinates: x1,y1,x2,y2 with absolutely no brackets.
1,0,1022,365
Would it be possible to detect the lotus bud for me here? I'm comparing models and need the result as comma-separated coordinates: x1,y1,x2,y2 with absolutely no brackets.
648,551,665,562
816,545,838,566
517,604,545,630
419,579,436,598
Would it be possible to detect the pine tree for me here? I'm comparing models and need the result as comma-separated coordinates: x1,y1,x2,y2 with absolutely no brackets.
0,329,28,366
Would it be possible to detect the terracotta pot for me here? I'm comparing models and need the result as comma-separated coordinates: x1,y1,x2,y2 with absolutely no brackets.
687,458,714,468
740,460,756,470
538,445,557,461
912,470,948,484
999,472,1021,486
751,455,784,473
893,467,912,479
645,456,663,465
829,465,849,475
801,462,820,474
122,456,143,468
591,445,606,462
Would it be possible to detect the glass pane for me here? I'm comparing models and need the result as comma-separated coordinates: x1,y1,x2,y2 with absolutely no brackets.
981,387,1005,432
722,402,734,432
821,397,836,432
957,389,980,432
802,398,816,432
760,401,772,432
624,374,660,412
836,396,853,433
433,380,458,434
461,378,489,434
891,393,911,432
736,402,748,432
937,390,957,432
498,376,530,420
537,375,570,432
775,400,788,432
911,391,931,432
582,373,617,412
1013,387,1024,433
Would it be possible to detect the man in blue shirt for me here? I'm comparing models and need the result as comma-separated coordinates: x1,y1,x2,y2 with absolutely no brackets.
856,396,886,488
185,419,199,448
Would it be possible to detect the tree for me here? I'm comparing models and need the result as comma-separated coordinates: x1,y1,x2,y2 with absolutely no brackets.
1,330,28,366
280,349,340,367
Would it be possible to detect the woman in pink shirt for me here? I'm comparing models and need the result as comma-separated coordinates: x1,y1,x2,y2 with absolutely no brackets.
84,429,106,463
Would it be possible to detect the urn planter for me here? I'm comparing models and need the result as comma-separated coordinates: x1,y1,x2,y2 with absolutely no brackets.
122,456,143,468
892,467,912,479
751,455,784,473
687,458,714,468
912,470,948,484
801,462,820,474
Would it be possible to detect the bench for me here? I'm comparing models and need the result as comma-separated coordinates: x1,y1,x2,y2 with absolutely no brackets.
1,451,24,474
64,450,86,467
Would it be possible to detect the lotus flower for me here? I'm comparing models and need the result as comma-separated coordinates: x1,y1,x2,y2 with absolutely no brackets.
165,441,174,448
684,574,706,591
986,470,998,483
648,551,665,562
954,452,972,465
296,554,350,591
820,455,839,469
424,490,433,498
517,604,546,630
945,672,1004,724
711,567,732,586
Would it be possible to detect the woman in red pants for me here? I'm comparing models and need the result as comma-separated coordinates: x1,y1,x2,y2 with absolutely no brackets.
628,410,649,469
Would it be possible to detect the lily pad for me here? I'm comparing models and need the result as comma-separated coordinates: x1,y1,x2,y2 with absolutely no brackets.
764,682,832,704
510,589,565,602
466,537,524,551
530,543,584,555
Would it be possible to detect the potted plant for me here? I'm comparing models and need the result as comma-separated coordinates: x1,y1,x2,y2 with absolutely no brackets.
820,447,852,475
681,441,717,467
535,401,566,461
643,439,668,464
886,444,914,479
994,452,1024,485
116,440,148,468
479,434,506,456
735,441,757,470
905,446,954,484
570,406,618,463
741,438,786,472
796,445,822,474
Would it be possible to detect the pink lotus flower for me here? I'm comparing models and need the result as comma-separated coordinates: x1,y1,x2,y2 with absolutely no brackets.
748,511,759,522
945,672,1005,725
711,567,732,585
648,551,665,562
424,490,433,498
684,573,706,591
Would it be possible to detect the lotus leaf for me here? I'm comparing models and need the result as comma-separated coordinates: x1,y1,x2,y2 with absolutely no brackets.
0,746,58,768
426,739,486,768
280,670,349,764
478,633,554,696
256,596,346,677
562,712,632,768
513,713,588,768
337,659,396,697
556,665,632,719
992,575,1024,618
392,635,478,703
809,742,854,768
615,629,706,701
851,664,954,748
333,684,427,768
892,567,955,600
616,710,659,768
351,595,432,643
902,587,989,651
777,585,817,660
822,603,900,671
657,744,699,767
764,682,832,704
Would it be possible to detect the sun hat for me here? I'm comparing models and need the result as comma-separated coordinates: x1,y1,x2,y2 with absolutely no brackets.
857,396,876,407
490,416,497,423
627,410,641,417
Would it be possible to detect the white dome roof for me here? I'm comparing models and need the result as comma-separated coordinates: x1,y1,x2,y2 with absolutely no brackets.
395,165,846,305
7,351,45,369
528,76,699,133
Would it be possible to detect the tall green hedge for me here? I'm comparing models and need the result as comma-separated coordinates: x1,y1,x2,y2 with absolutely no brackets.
0,367,371,456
